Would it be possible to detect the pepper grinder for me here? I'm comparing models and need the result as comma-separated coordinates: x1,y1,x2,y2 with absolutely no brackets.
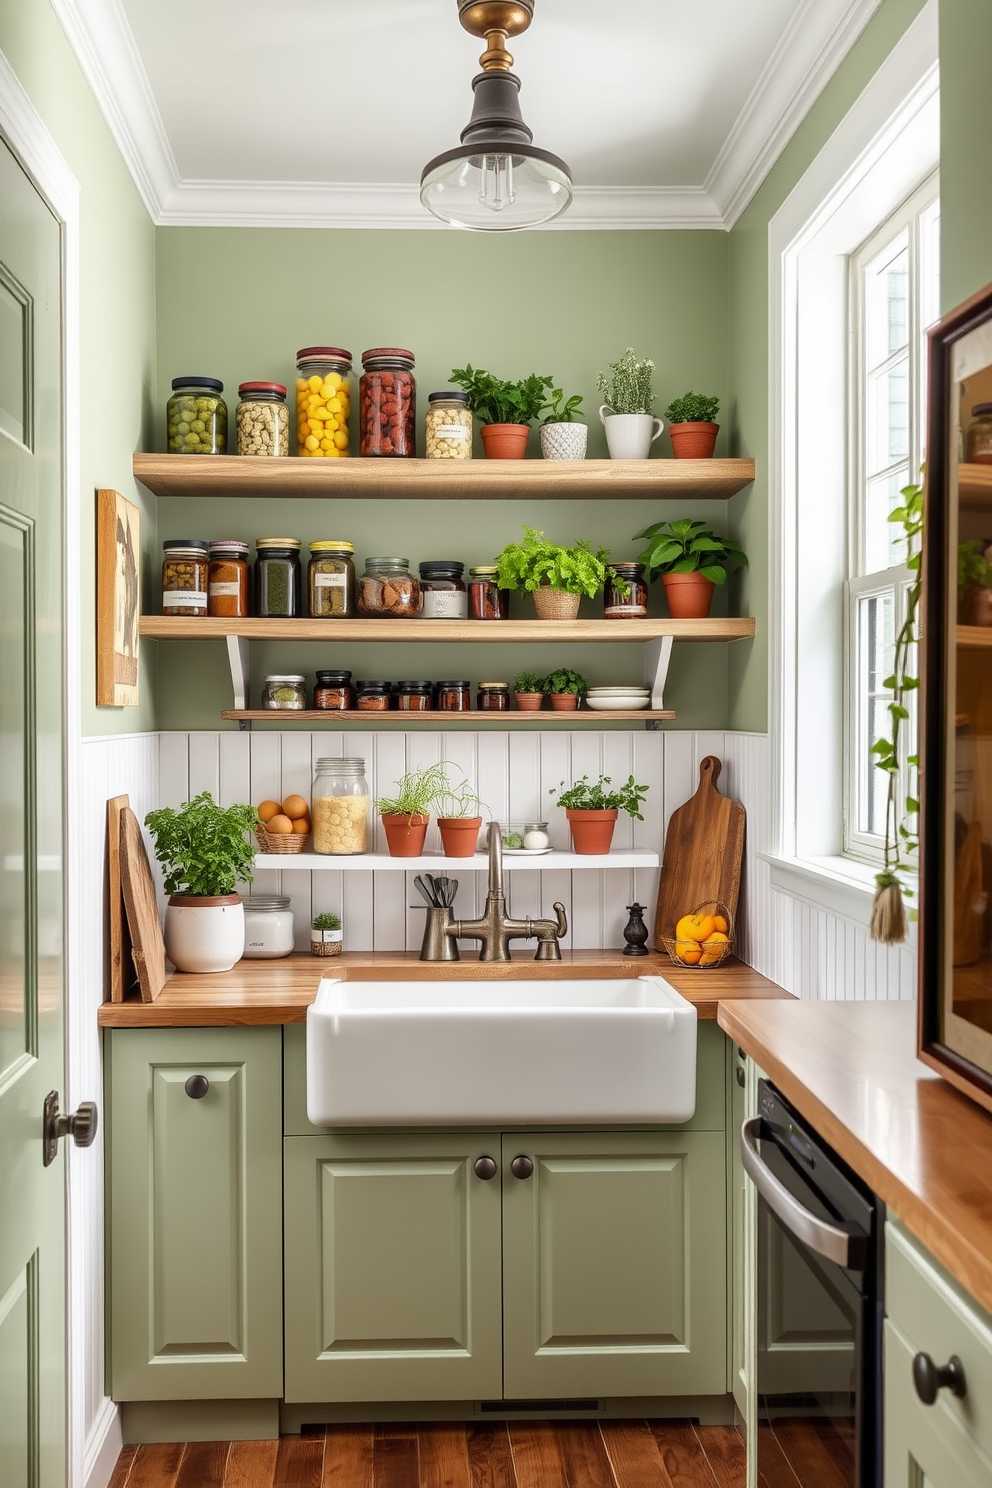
622,902,650,956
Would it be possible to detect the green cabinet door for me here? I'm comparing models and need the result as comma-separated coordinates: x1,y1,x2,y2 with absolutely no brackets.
885,1323,992,1486
107,1028,283,1401
283,1132,503,1403
500,1129,728,1399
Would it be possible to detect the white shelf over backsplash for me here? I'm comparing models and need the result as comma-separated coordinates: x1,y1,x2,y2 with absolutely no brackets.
254,849,660,872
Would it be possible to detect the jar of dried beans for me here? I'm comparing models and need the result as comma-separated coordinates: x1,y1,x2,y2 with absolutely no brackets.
162,540,209,616
468,565,510,620
236,382,290,456
312,757,369,855
360,348,416,457
307,540,356,618
207,540,250,617
356,556,422,617
425,391,472,459
296,347,353,458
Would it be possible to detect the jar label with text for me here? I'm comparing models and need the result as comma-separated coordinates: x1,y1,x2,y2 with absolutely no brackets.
163,590,207,609
209,581,242,597
315,572,347,588
421,591,468,619
434,423,469,440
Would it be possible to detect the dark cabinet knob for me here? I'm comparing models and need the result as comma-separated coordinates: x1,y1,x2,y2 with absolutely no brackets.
474,1156,497,1180
510,1155,534,1179
912,1351,966,1405
184,1075,210,1100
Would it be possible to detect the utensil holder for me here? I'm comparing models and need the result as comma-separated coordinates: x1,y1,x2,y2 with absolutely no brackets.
420,906,459,961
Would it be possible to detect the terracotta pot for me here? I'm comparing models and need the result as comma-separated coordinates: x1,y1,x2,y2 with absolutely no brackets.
662,571,716,619
480,423,530,459
381,812,430,857
437,817,483,858
164,894,244,973
668,421,719,459
514,692,544,711
533,586,581,620
968,587,992,626
565,809,618,855
549,693,580,711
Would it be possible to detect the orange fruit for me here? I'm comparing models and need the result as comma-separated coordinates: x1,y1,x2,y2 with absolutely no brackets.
257,799,281,822
282,793,308,819
700,931,730,966
674,940,702,965
676,912,717,943
290,816,310,835
265,813,293,834
712,914,729,933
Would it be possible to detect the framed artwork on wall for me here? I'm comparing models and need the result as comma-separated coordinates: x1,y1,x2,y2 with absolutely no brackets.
96,487,140,707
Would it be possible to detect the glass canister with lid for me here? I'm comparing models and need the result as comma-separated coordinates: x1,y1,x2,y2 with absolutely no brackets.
162,539,209,616
312,757,369,855
966,403,992,464
296,347,353,458
236,382,290,456
167,376,227,454
419,560,467,619
397,680,433,711
356,556,423,617
425,391,472,459
314,670,354,710
360,347,416,457
476,681,510,711
207,540,250,617
254,538,302,617
242,895,295,958
308,540,356,617
468,565,510,620
262,675,307,710
603,562,648,619
436,679,471,712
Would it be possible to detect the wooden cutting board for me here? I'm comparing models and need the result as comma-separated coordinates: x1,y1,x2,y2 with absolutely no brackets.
120,806,166,1002
654,756,746,947
107,794,137,1002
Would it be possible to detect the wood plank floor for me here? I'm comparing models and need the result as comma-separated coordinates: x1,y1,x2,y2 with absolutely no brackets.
108,1422,746,1488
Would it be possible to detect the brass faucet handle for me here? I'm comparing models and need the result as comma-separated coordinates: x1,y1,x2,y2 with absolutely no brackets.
552,902,567,937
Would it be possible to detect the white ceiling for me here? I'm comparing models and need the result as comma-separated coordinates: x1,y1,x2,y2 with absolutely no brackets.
53,0,883,228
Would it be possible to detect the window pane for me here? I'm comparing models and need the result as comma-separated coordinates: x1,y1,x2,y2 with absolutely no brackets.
866,233,909,367
920,203,941,332
859,590,895,839
865,466,910,572
867,356,909,473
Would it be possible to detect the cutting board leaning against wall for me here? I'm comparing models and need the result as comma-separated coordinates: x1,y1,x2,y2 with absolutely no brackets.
654,756,745,949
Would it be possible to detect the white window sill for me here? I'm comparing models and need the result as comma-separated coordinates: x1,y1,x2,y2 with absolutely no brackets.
760,851,919,941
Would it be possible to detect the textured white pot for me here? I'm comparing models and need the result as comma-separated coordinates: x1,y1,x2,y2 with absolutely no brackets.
539,422,588,460
165,895,245,973
599,407,664,459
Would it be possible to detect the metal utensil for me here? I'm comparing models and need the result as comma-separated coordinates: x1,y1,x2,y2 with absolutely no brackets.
413,876,435,907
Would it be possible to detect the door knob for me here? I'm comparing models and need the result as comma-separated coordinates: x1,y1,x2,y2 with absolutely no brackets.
474,1156,498,1180
510,1155,534,1179
184,1075,210,1099
42,1091,99,1167
912,1352,966,1405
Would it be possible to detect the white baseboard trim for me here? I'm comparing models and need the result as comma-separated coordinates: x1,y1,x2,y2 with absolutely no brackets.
83,1398,122,1488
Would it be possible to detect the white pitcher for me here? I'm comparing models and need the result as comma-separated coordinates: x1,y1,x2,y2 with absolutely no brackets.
599,406,664,459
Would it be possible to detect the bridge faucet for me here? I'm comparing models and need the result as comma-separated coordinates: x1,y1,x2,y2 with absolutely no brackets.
445,822,567,962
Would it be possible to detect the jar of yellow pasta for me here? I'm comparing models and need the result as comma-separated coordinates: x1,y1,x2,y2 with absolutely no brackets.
295,346,353,458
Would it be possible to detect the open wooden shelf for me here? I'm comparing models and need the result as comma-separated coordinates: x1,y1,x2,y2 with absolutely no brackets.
254,849,660,872
959,463,992,511
223,708,677,725
139,616,755,643
958,625,992,649
133,452,756,501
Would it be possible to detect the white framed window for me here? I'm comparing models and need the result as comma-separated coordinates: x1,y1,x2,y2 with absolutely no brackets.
846,179,939,861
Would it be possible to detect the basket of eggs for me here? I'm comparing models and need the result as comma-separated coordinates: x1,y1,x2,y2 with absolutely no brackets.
256,793,311,854
660,901,734,969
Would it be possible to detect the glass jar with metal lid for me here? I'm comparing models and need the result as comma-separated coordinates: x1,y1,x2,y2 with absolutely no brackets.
476,681,510,711
312,757,368,855
207,540,250,617
308,540,355,617
603,561,648,619
296,347,353,458
425,391,472,460
236,382,290,457
242,895,295,958
262,675,307,710
436,679,471,712
162,540,209,616
419,560,467,619
167,376,227,454
254,538,302,617
397,680,433,712
468,565,510,620
314,670,354,710
356,556,422,617
360,348,416,457
355,680,392,711
967,403,992,465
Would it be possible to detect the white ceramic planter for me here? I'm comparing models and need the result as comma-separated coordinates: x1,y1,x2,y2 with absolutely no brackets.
540,422,588,460
599,407,664,459
165,894,245,973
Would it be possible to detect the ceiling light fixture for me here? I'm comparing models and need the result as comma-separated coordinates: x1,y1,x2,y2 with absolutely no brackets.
420,0,573,232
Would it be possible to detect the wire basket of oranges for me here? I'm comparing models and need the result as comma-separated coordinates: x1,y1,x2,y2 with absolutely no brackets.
256,794,311,854
660,901,734,970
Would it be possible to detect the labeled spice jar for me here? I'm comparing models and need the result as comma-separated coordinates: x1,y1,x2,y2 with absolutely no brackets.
312,757,368,855
436,679,471,712
242,896,295,959
356,556,422,617
207,540,250,618
314,670,355,710
166,376,227,454
419,560,467,619
967,403,992,464
425,391,472,460
254,538,302,618
397,680,433,712
360,347,416,457
476,681,510,711
236,382,290,457
162,540,209,616
468,565,510,620
604,562,648,619
356,680,392,711
308,540,356,618
262,674,307,710
296,347,353,458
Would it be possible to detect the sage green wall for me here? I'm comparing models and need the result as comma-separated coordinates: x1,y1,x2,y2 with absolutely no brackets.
1,1,157,735
939,0,992,311
153,228,732,731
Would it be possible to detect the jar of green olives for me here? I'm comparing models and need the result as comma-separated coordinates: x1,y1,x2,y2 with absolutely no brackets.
167,376,228,454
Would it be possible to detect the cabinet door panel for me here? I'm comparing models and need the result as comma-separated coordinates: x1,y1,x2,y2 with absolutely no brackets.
885,1323,992,1487
284,1133,502,1402
501,1131,727,1398
108,1028,283,1400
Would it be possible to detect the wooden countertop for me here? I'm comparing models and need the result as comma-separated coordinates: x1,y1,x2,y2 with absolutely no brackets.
718,999,992,1317
98,952,791,1027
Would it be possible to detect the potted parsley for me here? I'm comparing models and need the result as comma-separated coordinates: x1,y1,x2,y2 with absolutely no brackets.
664,391,721,459
549,774,649,855
495,526,615,620
542,666,588,712
449,364,553,459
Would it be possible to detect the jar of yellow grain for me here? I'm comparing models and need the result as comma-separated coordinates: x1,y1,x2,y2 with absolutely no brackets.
295,346,353,458
312,757,368,855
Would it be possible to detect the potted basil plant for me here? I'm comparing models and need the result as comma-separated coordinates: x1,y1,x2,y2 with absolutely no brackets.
449,364,553,459
495,526,614,620
664,391,721,459
539,387,587,461
549,774,649,855
596,348,664,459
634,517,748,619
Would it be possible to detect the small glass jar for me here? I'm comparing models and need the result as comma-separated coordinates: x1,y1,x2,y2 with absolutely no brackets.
425,391,472,460
419,560,467,619
314,670,355,710
476,681,510,711
522,821,550,851
967,403,992,465
468,565,510,620
262,674,307,710
436,679,471,712
312,757,369,855
308,540,356,618
397,680,433,711
236,382,290,457
166,376,227,454
356,679,392,711
604,562,649,619
356,556,423,617
254,538,302,618
207,540,250,618
242,895,295,959
162,539,209,616
296,347,353,458
360,347,416,457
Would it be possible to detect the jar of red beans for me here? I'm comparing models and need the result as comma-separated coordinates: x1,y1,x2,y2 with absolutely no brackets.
397,680,433,711
468,565,510,620
604,562,648,619
360,348,416,457
314,670,355,710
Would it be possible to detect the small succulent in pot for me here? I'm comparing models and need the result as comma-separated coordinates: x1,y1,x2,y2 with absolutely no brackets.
513,669,546,711
311,910,343,958
541,666,588,712
663,391,721,459
634,518,747,619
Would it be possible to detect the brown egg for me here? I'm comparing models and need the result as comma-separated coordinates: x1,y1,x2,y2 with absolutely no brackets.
257,799,281,822
265,813,294,835
282,793,308,819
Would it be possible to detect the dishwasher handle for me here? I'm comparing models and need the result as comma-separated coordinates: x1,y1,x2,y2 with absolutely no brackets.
741,1116,865,1269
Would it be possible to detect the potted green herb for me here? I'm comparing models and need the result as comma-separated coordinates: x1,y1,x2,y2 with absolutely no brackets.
311,910,343,958
449,364,553,459
495,526,613,620
959,539,992,625
144,792,258,972
539,387,587,462
664,391,721,459
375,762,451,858
549,774,649,855
542,666,588,712
596,348,664,460
634,517,748,619
432,771,489,859
513,670,545,711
